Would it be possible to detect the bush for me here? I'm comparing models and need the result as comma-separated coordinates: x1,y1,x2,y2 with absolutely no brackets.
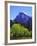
10,23,32,39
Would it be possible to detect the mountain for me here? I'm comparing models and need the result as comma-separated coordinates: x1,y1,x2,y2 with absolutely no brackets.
14,12,32,30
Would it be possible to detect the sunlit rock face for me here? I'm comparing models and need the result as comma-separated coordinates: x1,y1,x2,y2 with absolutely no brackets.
14,12,32,30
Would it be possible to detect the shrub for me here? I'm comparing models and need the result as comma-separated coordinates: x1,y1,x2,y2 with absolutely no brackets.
10,23,32,39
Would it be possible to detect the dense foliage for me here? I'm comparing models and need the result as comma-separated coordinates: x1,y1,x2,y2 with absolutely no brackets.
10,23,32,40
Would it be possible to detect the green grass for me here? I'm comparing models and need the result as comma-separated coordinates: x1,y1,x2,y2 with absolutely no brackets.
10,23,32,40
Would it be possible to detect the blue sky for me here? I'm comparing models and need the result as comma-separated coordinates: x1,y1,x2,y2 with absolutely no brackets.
10,6,32,20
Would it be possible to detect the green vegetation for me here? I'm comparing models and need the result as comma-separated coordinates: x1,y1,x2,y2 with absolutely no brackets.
10,23,32,40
